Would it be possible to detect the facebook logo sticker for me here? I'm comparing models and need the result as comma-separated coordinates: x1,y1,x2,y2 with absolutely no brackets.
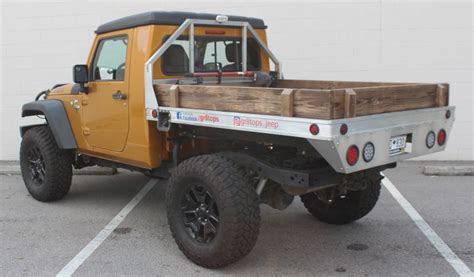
233,116,241,126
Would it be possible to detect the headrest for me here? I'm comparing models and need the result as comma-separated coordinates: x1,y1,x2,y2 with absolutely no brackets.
163,44,189,72
225,43,241,63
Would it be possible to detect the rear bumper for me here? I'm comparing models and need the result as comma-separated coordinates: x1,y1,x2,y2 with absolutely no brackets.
309,106,455,173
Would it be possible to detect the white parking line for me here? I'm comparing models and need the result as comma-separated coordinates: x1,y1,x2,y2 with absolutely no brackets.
56,179,157,277
382,175,473,277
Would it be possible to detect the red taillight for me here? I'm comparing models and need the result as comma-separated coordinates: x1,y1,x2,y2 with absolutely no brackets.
346,145,359,166
309,124,319,135
151,109,158,118
437,129,446,145
340,124,348,135
205,30,226,35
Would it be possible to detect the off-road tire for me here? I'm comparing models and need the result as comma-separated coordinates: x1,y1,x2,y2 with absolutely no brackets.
300,171,382,225
20,126,73,202
166,154,260,268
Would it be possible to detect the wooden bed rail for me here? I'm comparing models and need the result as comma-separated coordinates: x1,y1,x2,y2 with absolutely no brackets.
280,89,294,117
154,81,449,120
436,84,448,107
169,85,179,108
344,89,357,118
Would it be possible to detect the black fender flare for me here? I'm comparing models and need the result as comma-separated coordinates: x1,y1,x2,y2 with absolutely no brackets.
21,99,77,149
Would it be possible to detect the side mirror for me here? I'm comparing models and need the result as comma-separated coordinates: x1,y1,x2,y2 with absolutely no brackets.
73,64,89,93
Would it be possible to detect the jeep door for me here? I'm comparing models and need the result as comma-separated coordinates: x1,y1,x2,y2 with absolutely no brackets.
82,31,131,152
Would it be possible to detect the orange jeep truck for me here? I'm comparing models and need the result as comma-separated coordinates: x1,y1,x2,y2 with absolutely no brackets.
20,12,454,268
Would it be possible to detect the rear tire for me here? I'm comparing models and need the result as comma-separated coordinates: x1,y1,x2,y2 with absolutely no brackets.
300,171,382,225
20,126,73,202
166,154,260,268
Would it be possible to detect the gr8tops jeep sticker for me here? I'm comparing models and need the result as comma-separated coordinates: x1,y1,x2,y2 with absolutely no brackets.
174,112,280,130
176,112,220,123
233,116,279,129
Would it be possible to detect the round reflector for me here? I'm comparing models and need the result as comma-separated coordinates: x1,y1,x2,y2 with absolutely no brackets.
426,131,436,148
340,124,348,135
437,129,446,146
346,145,359,166
309,124,319,135
362,142,375,162
151,109,158,118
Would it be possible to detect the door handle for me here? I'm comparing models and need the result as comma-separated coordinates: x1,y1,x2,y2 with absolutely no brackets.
112,90,127,100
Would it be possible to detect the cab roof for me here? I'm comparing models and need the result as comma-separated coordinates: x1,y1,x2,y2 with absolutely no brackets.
95,11,267,34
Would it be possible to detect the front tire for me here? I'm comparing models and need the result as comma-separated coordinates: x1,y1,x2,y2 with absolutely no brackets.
20,126,72,202
166,154,260,268
300,171,382,225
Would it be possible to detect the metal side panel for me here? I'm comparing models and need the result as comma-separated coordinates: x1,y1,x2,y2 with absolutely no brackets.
157,107,337,140
155,106,454,174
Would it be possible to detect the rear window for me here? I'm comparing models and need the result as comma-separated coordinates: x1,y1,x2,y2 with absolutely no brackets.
162,36,260,75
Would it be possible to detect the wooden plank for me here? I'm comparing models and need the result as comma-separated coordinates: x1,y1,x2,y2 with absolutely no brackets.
353,84,439,117
344,89,357,118
169,85,179,108
156,84,285,115
280,89,294,117
291,89,334,119
435,84,448,107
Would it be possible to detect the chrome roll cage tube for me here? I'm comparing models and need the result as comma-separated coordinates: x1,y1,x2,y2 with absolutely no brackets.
144,17,281,120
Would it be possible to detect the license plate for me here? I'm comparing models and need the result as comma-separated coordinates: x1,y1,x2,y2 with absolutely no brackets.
389,135,407,156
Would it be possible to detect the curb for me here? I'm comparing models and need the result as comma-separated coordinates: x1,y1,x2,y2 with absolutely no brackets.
423,166,474,176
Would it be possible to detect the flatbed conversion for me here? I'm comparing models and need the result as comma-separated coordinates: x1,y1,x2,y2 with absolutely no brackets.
20,11,454,268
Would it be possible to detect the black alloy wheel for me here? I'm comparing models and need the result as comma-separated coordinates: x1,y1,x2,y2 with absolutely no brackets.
181,183,219,243
28,146,46,185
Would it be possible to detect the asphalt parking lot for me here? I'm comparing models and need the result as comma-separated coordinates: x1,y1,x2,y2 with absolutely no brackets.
1,162,473,276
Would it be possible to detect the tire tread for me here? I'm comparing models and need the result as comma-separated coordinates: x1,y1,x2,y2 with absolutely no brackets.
301,171,382,225
166,154,260,268
20,126,72,202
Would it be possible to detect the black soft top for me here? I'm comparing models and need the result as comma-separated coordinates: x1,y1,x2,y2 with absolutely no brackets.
95,11,267,34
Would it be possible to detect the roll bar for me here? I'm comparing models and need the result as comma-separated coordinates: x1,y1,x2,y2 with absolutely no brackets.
144,17,281,119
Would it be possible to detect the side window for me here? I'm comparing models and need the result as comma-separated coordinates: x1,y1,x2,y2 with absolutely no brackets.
162,40,190,74
91,36,128,81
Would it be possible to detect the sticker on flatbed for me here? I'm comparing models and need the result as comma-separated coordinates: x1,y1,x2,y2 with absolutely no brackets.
176,112,220,123
233,116,279,129
389,135,407,156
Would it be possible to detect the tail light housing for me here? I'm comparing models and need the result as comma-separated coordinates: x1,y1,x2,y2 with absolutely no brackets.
445,110,451,119
309,124,319,135
426,131,436,148
437,129,446,146
362,142,375,162
346,145,359,166
340,123,348,135
205,29,226,35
